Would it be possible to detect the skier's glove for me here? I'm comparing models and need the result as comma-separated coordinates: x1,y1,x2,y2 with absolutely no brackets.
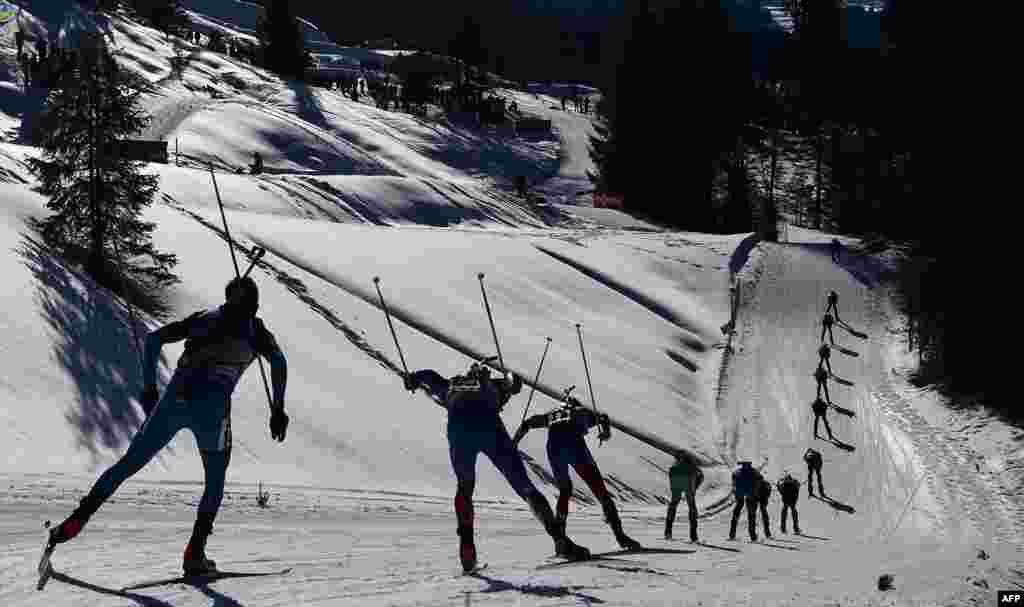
140,385,159,416
403,373,418,393
270,407,289,442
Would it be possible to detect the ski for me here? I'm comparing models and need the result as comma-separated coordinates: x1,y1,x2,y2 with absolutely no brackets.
120,567,293,592
839,323,868,339
829,373,855,387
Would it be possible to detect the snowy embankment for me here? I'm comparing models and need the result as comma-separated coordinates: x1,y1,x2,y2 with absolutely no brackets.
1,3,1022,606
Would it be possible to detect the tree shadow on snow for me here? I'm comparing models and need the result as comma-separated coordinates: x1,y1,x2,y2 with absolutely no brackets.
467,572,605,604
16,234,175,465
782,242,892,288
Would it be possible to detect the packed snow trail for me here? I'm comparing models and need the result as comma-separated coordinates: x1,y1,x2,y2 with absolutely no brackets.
720,240,1023,545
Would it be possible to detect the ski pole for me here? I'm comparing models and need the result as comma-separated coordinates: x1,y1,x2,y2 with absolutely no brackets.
477,273,505,372
210,163,274,410
209,163,241,277
520,337,552,427
575,323,600,416
243,246,266,278
373,276,409,376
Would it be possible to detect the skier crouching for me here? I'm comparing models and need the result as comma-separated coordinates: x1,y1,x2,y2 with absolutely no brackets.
48,277,289,575
512,388,641,551
404,360,590,573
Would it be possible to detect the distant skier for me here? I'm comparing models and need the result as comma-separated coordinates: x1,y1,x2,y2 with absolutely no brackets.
804,448,825,497
821,312,836,345
404,360,590,573
811,396,835,441
250,151,263,175
729,461,760,542
830,238,841,263
47,277,290,575
776,473,802,534
817,343,832,375
825,291,841,323
664,454,703,542
814,365,831,404
512,388,642,551
755,475,773,539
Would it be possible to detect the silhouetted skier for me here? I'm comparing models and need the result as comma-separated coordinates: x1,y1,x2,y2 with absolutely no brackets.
665,454,703,542
821,313,836,345
755,476,772,539
804,448,825,497
817,343,832,375
729,461,760,542
404,360,590,572
825,291,841,323
512,389,641,551
811,396,834,441
47,278,289,575
776,473,801,534
814,365,831,404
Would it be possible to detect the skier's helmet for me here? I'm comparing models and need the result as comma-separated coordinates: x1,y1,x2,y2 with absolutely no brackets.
225,276,259,316
467,356,496,381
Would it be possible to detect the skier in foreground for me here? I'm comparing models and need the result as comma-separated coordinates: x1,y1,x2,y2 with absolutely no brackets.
729,461,761,542
804,448,825,497
404,359,591,573
512,388,642,551
664,453,703,542
776,472,802,534
47,277,289,575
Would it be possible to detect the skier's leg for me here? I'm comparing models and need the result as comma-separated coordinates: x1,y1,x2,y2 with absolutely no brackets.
792,504,801,534
814,414,821,438
815,468,825,496
807,469,814,497
546,440,572,528
760,501,771,538
729,496,743,539
575,456,639,549
746,497,757,541
53,394,186,543
665,496,680,540
184,447,230,573
686,490,699,542
781,503,789,533
448,429,480,571
823,415,834,440
486,426,589,558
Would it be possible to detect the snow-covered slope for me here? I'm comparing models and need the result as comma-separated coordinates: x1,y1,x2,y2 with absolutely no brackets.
0,3,1021,606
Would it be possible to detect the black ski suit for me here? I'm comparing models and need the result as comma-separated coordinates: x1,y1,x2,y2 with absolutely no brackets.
776,475,801,534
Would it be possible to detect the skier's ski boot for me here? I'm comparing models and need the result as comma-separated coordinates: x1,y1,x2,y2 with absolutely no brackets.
664,532,673,541
615,532,642,551
554,536,590,561
457,525,477,573
183,513,218,576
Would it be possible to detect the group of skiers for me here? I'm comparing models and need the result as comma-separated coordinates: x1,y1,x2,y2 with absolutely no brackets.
43,269,859,576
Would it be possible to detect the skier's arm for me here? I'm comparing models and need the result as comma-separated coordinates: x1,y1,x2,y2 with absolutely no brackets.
406,369,450,401
254,320,287,410
142,312,202,388
512,413,548,446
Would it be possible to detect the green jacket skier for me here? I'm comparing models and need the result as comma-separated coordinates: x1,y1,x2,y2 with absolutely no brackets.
666,454,704,542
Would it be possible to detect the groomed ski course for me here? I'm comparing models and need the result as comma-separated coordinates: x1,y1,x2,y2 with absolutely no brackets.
2,3,1023,605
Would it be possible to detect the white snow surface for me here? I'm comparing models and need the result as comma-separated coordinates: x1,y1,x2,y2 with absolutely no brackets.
1,4,1022,606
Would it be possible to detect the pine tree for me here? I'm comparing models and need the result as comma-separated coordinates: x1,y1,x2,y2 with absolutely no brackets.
27,45,177,292
259,0,307,80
